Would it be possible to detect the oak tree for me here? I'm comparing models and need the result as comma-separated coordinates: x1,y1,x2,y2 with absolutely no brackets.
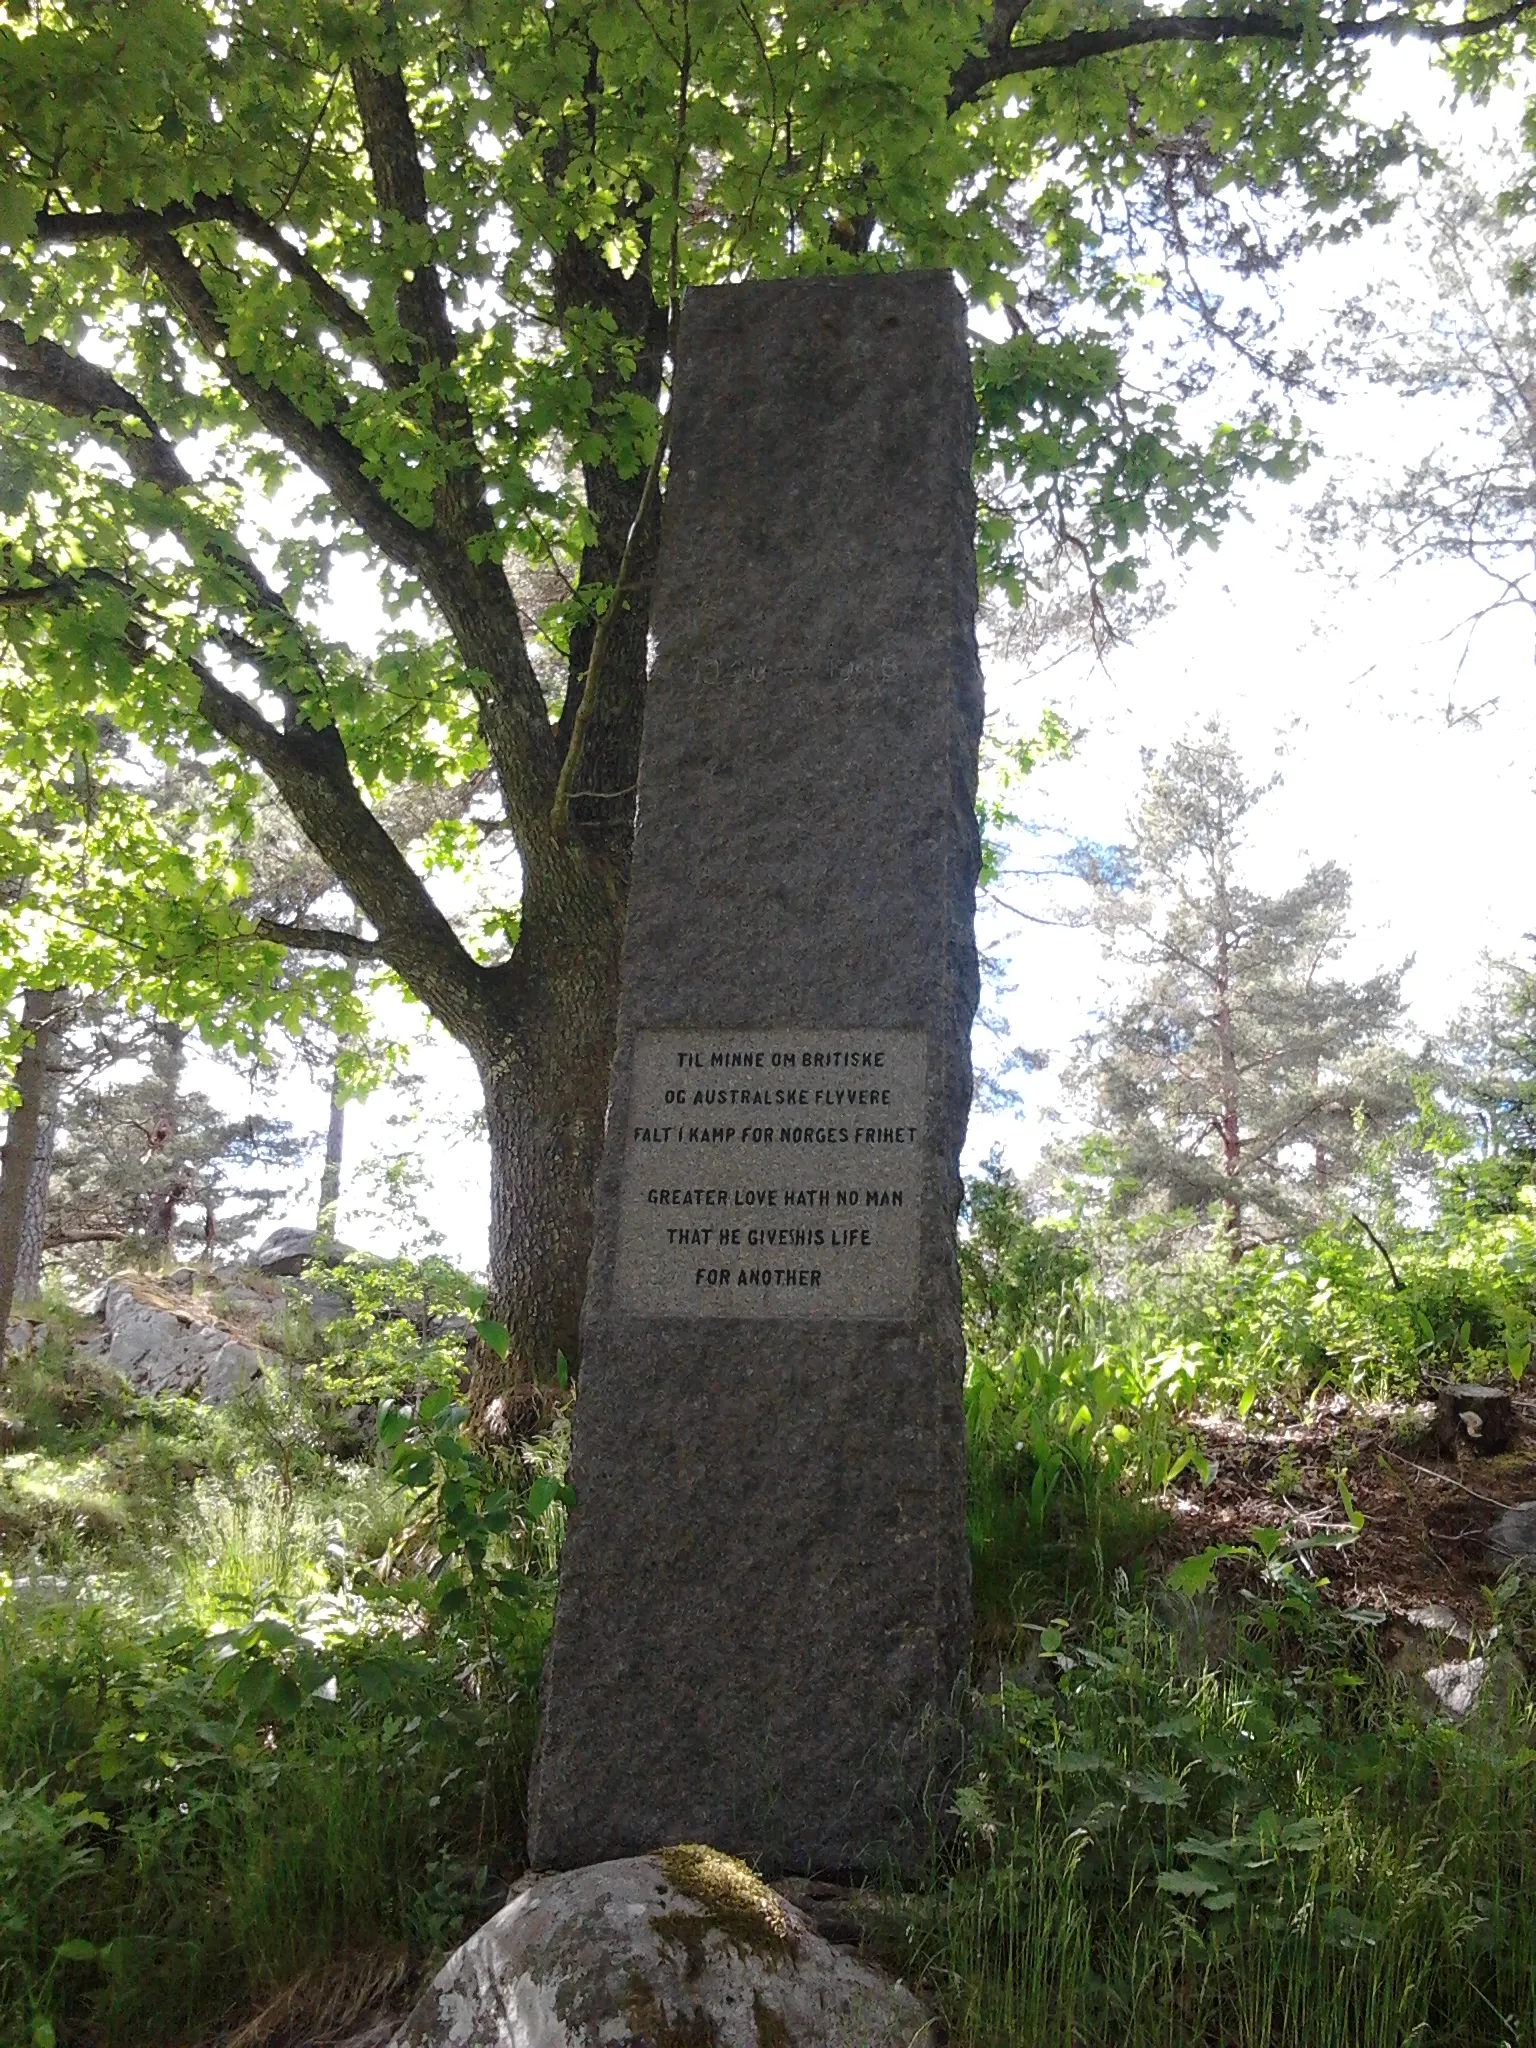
2,0,1531,1396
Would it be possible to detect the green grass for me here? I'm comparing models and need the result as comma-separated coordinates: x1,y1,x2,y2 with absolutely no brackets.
903,1581,1536,2047
0,1314,549,2048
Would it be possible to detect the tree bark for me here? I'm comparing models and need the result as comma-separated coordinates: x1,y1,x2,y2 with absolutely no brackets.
315,956,359,1248
465,870,625,1427
13,1052,63,1307
0,988,70,1339
1214,901,1243,1258
146,1023,188,1261
316,1074,346,1247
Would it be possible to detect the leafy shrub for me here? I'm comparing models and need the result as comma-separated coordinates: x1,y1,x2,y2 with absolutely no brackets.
376,1389,570,1645
0,1581,544,2048
1136,1198,1536,1403
960,1162,1090,1354
318,1254,485,1408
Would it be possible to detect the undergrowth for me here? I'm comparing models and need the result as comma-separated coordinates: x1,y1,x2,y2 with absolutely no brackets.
0,1283,560,2048
925,1163,1536,2047
6,1169,1536,2048
909,1574,1536,2048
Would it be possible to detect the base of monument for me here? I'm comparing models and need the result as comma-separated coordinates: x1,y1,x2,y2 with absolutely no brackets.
386,1846,936,2048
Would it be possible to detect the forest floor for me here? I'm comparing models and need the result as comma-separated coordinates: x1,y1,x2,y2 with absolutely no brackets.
1162,1390,1536,1622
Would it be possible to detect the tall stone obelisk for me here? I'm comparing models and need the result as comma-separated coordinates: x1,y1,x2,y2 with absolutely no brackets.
528,269,982,1874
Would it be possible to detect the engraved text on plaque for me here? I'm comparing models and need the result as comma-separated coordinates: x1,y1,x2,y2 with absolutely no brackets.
614,1029,924,1319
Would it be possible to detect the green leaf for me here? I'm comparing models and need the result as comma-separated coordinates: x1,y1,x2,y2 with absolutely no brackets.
377,1404,413,1449
526,1475,575,1519
0,176,35,249
1126,1770,1187,1808
1166,1548,1221,1596
475,1319,511,1359
1336,1473,1365,1533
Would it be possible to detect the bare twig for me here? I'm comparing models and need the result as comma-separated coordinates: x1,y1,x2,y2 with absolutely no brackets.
249,916,384,959
1383,1449,1513,1512
1350,1211,1404,1292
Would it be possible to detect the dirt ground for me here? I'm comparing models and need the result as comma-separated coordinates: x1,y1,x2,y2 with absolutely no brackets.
1156,1390,1536,1629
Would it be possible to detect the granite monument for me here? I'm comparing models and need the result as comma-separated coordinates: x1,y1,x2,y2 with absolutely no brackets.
527,268,982,1874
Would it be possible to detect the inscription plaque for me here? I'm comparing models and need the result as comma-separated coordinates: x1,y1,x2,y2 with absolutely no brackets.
615,1030,924,1318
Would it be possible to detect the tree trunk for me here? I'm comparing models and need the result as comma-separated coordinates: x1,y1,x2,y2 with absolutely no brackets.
14,1049,63,1306
315,950,361,1248
0,988,70,1339
1214,925,1243,1259
146,1023,187,1261
465,878,625,1430
316,1076,346,1247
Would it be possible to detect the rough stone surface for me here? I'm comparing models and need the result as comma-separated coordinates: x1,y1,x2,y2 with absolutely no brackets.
1415,1650,1522,1723
529,272,980,1874
1399,1601,1470,1640
388,1850,935,2048
251,1226,353,1276
1488,1501,1536,1565
100,1278,263,1403
1434,1383,1515,1455
1419,1656,1489,1719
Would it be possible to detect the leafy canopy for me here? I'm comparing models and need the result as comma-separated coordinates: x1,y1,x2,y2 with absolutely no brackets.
0,0,1519,1039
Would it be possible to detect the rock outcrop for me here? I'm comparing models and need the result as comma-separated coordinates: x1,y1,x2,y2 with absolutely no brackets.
389,1847,935,2048
1489,1501,1536,1566
252,1226,355,1277
101,1278,263,1403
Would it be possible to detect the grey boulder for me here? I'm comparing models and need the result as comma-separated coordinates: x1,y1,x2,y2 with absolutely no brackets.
251,1226,343,1276
1418,1657,1490,1719
102,1279,261,1404
389,1847,935,2048
1488,1501,1536,1566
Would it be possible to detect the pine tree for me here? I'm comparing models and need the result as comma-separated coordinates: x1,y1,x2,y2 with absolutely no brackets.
0,986,72,1333
1065,725,1411,1251
1438,955,1536,1212
45,1016,307,1273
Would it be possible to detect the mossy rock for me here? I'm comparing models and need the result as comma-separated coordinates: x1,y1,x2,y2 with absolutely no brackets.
391,1848,934,2048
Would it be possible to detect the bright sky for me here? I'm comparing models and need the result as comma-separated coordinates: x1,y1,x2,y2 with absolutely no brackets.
233,47,1536,1277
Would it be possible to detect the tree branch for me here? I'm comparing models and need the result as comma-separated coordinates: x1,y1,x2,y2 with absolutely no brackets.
947,0,1536,109
0,320,189,491
0,567,138,611
250,916,384,959
348,45,459,376
0,393,495,1042
333,32,571,861
187,652,491,1040
1350,1210,1405,1290
1,278,553,963
32,199,377,356
139,229,441,578
551,409,669,839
